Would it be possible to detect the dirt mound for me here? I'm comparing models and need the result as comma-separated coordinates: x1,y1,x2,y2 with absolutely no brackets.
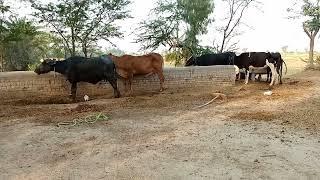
70,104,106,113
2,97,73,106
231,111,278,121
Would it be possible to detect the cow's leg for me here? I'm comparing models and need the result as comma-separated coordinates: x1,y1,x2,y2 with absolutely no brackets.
144,72,154,78
279,64,283,84
266,60,277,86
257,74,262,81
268,69,273,83
251,72,256,82
70,82,77,102
245,70,250,84
128,74,133,96
156,70,165,92
274,65,280,85
123,79,128,93
108,79,120,98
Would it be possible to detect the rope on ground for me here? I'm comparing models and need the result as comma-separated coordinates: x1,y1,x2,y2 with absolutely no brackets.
194,93,227,109
57,112,110,127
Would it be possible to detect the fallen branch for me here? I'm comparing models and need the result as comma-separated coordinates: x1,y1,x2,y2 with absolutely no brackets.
260,154,276,158
194,93,227,109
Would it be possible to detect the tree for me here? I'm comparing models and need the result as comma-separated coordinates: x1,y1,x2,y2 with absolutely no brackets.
288,0,320,67
179,0,214,53
2,18,46,71
29,0,131,57
136,0,214,61
215,0,258,52
0,0,10,71
302,0,320,67
281,45,289,53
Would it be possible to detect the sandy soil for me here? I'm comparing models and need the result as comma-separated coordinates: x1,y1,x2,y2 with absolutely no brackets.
1,70,320,180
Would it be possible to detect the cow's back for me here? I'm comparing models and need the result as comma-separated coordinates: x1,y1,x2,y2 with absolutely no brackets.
114,53,164,76
67,57,115,84
235,52,269,68
195,53,234,66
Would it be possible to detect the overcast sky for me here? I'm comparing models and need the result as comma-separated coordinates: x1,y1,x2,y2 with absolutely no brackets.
10,0,320,53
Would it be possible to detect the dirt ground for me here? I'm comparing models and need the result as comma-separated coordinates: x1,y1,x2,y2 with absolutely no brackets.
1,70,320,180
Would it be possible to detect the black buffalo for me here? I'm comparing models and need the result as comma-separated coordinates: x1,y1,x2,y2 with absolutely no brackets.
34,56,120,101
185,52,236,66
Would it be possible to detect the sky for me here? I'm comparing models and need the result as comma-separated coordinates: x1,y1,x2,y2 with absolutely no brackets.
7,0,320,53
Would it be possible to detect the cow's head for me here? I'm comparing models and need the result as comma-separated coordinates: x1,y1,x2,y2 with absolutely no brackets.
34,59,56,75
107,53,119,61
185,56,196,66
265,52,278,64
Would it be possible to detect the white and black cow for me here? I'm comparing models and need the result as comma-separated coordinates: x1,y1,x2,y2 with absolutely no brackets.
234,52,287,86
34,56,121,101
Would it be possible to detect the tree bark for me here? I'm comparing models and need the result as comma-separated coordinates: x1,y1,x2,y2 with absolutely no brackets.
303,23,319,68
309,36,315,67
0,52,3,72
83,44,88,58
71,27,76,56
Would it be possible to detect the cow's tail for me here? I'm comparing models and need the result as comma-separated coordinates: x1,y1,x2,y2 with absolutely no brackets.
282,58,288,75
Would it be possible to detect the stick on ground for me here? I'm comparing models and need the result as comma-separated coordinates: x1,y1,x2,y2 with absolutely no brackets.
194,93,227,109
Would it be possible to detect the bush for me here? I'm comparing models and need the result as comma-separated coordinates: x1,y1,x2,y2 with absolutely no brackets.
316,56,320,65
164,51,184,66
27,62,39,71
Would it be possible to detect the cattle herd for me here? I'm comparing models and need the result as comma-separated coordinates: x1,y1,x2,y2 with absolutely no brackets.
34,51,286,101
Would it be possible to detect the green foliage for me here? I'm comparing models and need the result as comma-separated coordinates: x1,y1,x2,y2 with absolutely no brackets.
27,62,40,71
316,55,320,64
136,0,214,63
0,17,61,71
179,0,213,51
164,45,215,66
136,0,183,50
30,0,131,57
288,0,320,66
2,18,43,71
302,0,320,31
164,50,184,66
104,48,125,56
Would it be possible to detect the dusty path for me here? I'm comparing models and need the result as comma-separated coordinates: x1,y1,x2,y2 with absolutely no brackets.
1,71,320,179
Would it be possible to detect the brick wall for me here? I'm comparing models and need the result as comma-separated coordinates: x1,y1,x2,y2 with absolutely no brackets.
0,65,236,101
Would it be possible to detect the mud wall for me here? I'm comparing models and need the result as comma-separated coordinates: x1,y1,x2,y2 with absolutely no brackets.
0,66,236,101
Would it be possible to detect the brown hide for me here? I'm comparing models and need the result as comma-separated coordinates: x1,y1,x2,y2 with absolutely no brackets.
109,53,165,94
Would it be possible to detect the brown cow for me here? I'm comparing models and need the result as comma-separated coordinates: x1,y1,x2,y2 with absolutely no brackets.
108,53,165,95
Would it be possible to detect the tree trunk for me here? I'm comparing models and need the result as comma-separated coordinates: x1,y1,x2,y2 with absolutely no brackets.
71,27,76,56
303,23,319,68
309,36,315,67
0,53,3,72
220,37,226,53
82,43,88,58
